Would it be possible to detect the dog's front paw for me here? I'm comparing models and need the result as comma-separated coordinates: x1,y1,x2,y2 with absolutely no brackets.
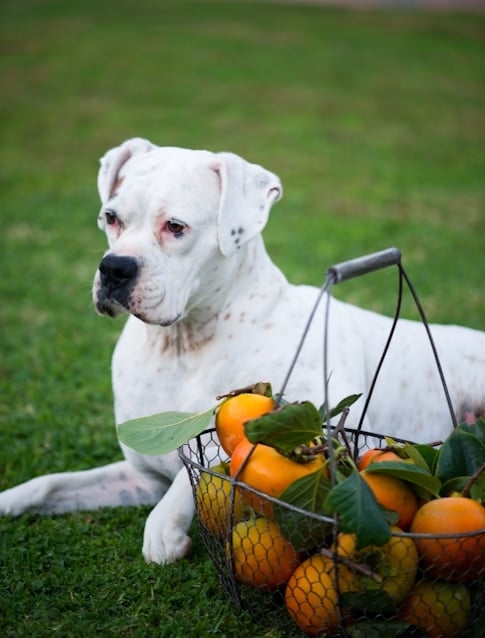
0,489,17,516
0,483,39,517
143,520,192,564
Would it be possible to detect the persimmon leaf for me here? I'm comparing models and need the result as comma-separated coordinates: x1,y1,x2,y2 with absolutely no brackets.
457,418,485,444
341,591,397,616
441,471,485,502
436,430,485,484
275,468,333,550
407,444,440,473
439,476,471,497
244,401,322,454
345,619,414,637
324,471,391,549
118,408,214,455
319,393,363,421
364,461,441,497
470,472,485,503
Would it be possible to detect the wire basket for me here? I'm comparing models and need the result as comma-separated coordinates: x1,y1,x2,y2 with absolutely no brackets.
179,248,485,637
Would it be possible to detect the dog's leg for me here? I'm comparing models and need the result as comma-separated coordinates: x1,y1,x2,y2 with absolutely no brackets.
142,467,195,564
0,460,167,516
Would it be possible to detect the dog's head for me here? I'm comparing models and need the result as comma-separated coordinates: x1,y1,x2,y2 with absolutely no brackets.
92,138,282,326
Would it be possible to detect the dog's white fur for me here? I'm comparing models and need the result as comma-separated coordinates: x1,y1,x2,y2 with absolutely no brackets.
1,138,484,564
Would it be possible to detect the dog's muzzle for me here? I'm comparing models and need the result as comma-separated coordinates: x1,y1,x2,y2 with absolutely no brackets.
96,254,139,316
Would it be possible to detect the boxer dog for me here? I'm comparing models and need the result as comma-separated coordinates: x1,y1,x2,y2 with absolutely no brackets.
1,138,484,563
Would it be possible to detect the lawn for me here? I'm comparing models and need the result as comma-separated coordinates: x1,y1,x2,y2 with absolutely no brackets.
0,1,484,636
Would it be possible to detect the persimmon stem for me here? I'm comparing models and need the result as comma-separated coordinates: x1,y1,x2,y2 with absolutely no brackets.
216,381,272,400
420,440,443,448
380,440,442,455
331,408,353,457
319,547,382,583
289,409,352,463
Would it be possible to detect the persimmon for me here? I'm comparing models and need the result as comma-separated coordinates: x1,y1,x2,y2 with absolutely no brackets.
399,579,471,638
195,462,246,538
215,393,275,456
334,526,419,604
361,470,418,530
357,448,404,470
410,496,485,581
230,437,327,517
228,516,299,589
285,526,419,635
285,553,354,635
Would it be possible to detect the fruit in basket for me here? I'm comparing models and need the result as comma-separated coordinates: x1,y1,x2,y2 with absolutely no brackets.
333,526,419,605
358,448,407,470
195,462,246,538
285,526,419,635
285,553,354,635
227,516,299,590
215,392,275,456
410,495,485,581
360,471,418,530
230,437,327,517
399,579,471,638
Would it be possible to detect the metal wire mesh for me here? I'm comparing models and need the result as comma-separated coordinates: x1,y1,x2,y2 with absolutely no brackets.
180,428,484,636
178,249,485,637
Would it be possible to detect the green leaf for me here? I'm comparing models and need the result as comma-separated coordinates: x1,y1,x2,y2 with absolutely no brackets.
409,444,440,473
381,439,438,473
275,469,333,550
442,472,485,503
346,619,420,638
341,590,396,616
324,471,391,549
457,418,485,444
439,476,471,497
364,462,441,497
436,429,485,484
319,393,363,421
244,401,322,454
470,472,485,503
381,507,400,526
117,408,214,455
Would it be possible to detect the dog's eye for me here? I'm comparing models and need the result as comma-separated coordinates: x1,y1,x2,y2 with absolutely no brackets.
165,219,187,236
105,211,118,226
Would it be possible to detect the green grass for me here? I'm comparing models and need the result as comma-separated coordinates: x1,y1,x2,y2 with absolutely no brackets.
0,1,484,636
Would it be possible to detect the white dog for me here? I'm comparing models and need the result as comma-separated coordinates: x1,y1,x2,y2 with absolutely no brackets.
1,138,484,564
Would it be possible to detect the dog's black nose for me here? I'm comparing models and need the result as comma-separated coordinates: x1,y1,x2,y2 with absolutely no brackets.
99,255,139,287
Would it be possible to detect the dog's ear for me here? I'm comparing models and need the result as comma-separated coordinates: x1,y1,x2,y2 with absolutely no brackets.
212,153,282,257
97,137,155,205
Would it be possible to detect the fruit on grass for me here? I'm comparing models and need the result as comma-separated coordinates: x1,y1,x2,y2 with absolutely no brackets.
195,462,246,538
361,470,418,530
410,496,485,581
285,553,354,636
215,392,275,456
334,526,419,604
357,448,406,470
228,516,299,589
230,437,327,517
399,579,471,638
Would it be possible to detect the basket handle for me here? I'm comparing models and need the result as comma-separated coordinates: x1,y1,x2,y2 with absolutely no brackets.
327,247,401,284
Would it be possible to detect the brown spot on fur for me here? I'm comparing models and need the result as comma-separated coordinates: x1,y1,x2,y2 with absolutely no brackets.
157,321,215,355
